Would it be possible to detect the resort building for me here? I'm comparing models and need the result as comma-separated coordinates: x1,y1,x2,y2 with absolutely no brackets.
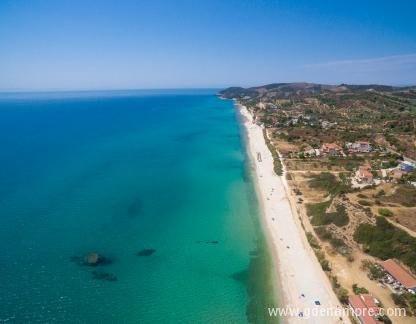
347,141,372,153
380,259,416,293
321,120,337,129
348,294,381,324
320,143,343,156
357,165,373,184
399,161,415,173
392,170,405,180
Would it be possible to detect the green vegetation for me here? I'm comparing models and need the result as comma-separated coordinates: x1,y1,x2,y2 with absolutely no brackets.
391,292,416,316
307,201,330,225
381,185,416,207
358,200,373,206
306,232,320,249
354,217,416,272
221,83,416,160
314,226,349,253
315,249,331,271
328,204,350,227
263,129,283,176
329,275,349,304
307,202,349,227
361,260,386,279
352,284,369,295
391,293,407,308
308,172,349,197
378,207,393,217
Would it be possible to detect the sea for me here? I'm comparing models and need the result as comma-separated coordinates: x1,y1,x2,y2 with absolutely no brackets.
0,89,278,323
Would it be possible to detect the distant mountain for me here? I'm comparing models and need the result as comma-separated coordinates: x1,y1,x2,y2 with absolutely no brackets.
218,82,415,100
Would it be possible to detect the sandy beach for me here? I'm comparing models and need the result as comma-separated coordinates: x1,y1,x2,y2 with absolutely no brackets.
238,104,351,324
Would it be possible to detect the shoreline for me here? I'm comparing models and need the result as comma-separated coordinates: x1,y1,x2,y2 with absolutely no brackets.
236,102,350,323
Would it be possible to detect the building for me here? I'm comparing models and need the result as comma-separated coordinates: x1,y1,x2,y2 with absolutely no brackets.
348,294,381,324
392,170,405,180
399,161,415,173
347,141,372,153
380,259,416,293
320,143,343,156
357,165,373,184
321,120,337,129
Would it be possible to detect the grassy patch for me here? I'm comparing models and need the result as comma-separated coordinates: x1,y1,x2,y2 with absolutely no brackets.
354,217,416,272
307,202,349,227
358,200,373,206
308,172,340,195
378,207,393,217
381,185,416,207
314,226,349,253
352,284,369,295
307,201,331,226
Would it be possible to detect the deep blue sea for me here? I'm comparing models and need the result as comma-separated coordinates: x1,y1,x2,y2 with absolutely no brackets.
0,90,277,323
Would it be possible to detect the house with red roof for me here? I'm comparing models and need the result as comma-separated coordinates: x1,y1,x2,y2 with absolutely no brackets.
380,259,416,293
320,143,343,156
348,294,382,324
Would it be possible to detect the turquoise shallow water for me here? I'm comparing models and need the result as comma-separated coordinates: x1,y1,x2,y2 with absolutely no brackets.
0,90,277,323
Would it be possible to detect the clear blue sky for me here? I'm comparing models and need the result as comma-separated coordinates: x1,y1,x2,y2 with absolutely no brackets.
1,0,415,90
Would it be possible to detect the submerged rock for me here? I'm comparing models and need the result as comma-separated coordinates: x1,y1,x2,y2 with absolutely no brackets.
85,252,100,265
92,271,118,282
196,240,219,244
230,269,248,284
127,199,142,218
136,249,156,257
70,252,112,267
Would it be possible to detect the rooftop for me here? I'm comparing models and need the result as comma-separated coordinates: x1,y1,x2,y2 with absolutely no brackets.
381,259,416,289
348,295,380,324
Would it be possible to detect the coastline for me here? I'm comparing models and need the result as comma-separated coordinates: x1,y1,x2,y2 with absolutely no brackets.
236,102,350,324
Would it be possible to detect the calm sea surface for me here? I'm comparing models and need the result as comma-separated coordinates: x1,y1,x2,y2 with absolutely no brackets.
0,90,277,323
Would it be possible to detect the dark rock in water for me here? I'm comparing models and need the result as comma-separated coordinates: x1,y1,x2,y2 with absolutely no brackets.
136,249,156,257
196,240,219,244
85,252,100,265
230,269,248,284
70,252,112,267
84,252,113,266
249,250,259,256
92,271,118,282
127,199,142,217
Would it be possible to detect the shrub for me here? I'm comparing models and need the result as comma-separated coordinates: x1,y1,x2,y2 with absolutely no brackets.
391,293,407,308
306,232,320,249
315,250,331,271
307,201,331,226
308,172,350,196
331,204,350,227
378,208,393,217
358,200,373,206
263,129,283,176
361,260,385,279
352,284,369,295
335,287,349,304
354,218,416,272
308,203,349,227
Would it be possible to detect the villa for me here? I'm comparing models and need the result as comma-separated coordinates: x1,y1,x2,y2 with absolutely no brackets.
357,165,373,184
320,143,343,156
347,141,372,153
348,294,381,324
380,259,416,293
399,161,415,173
